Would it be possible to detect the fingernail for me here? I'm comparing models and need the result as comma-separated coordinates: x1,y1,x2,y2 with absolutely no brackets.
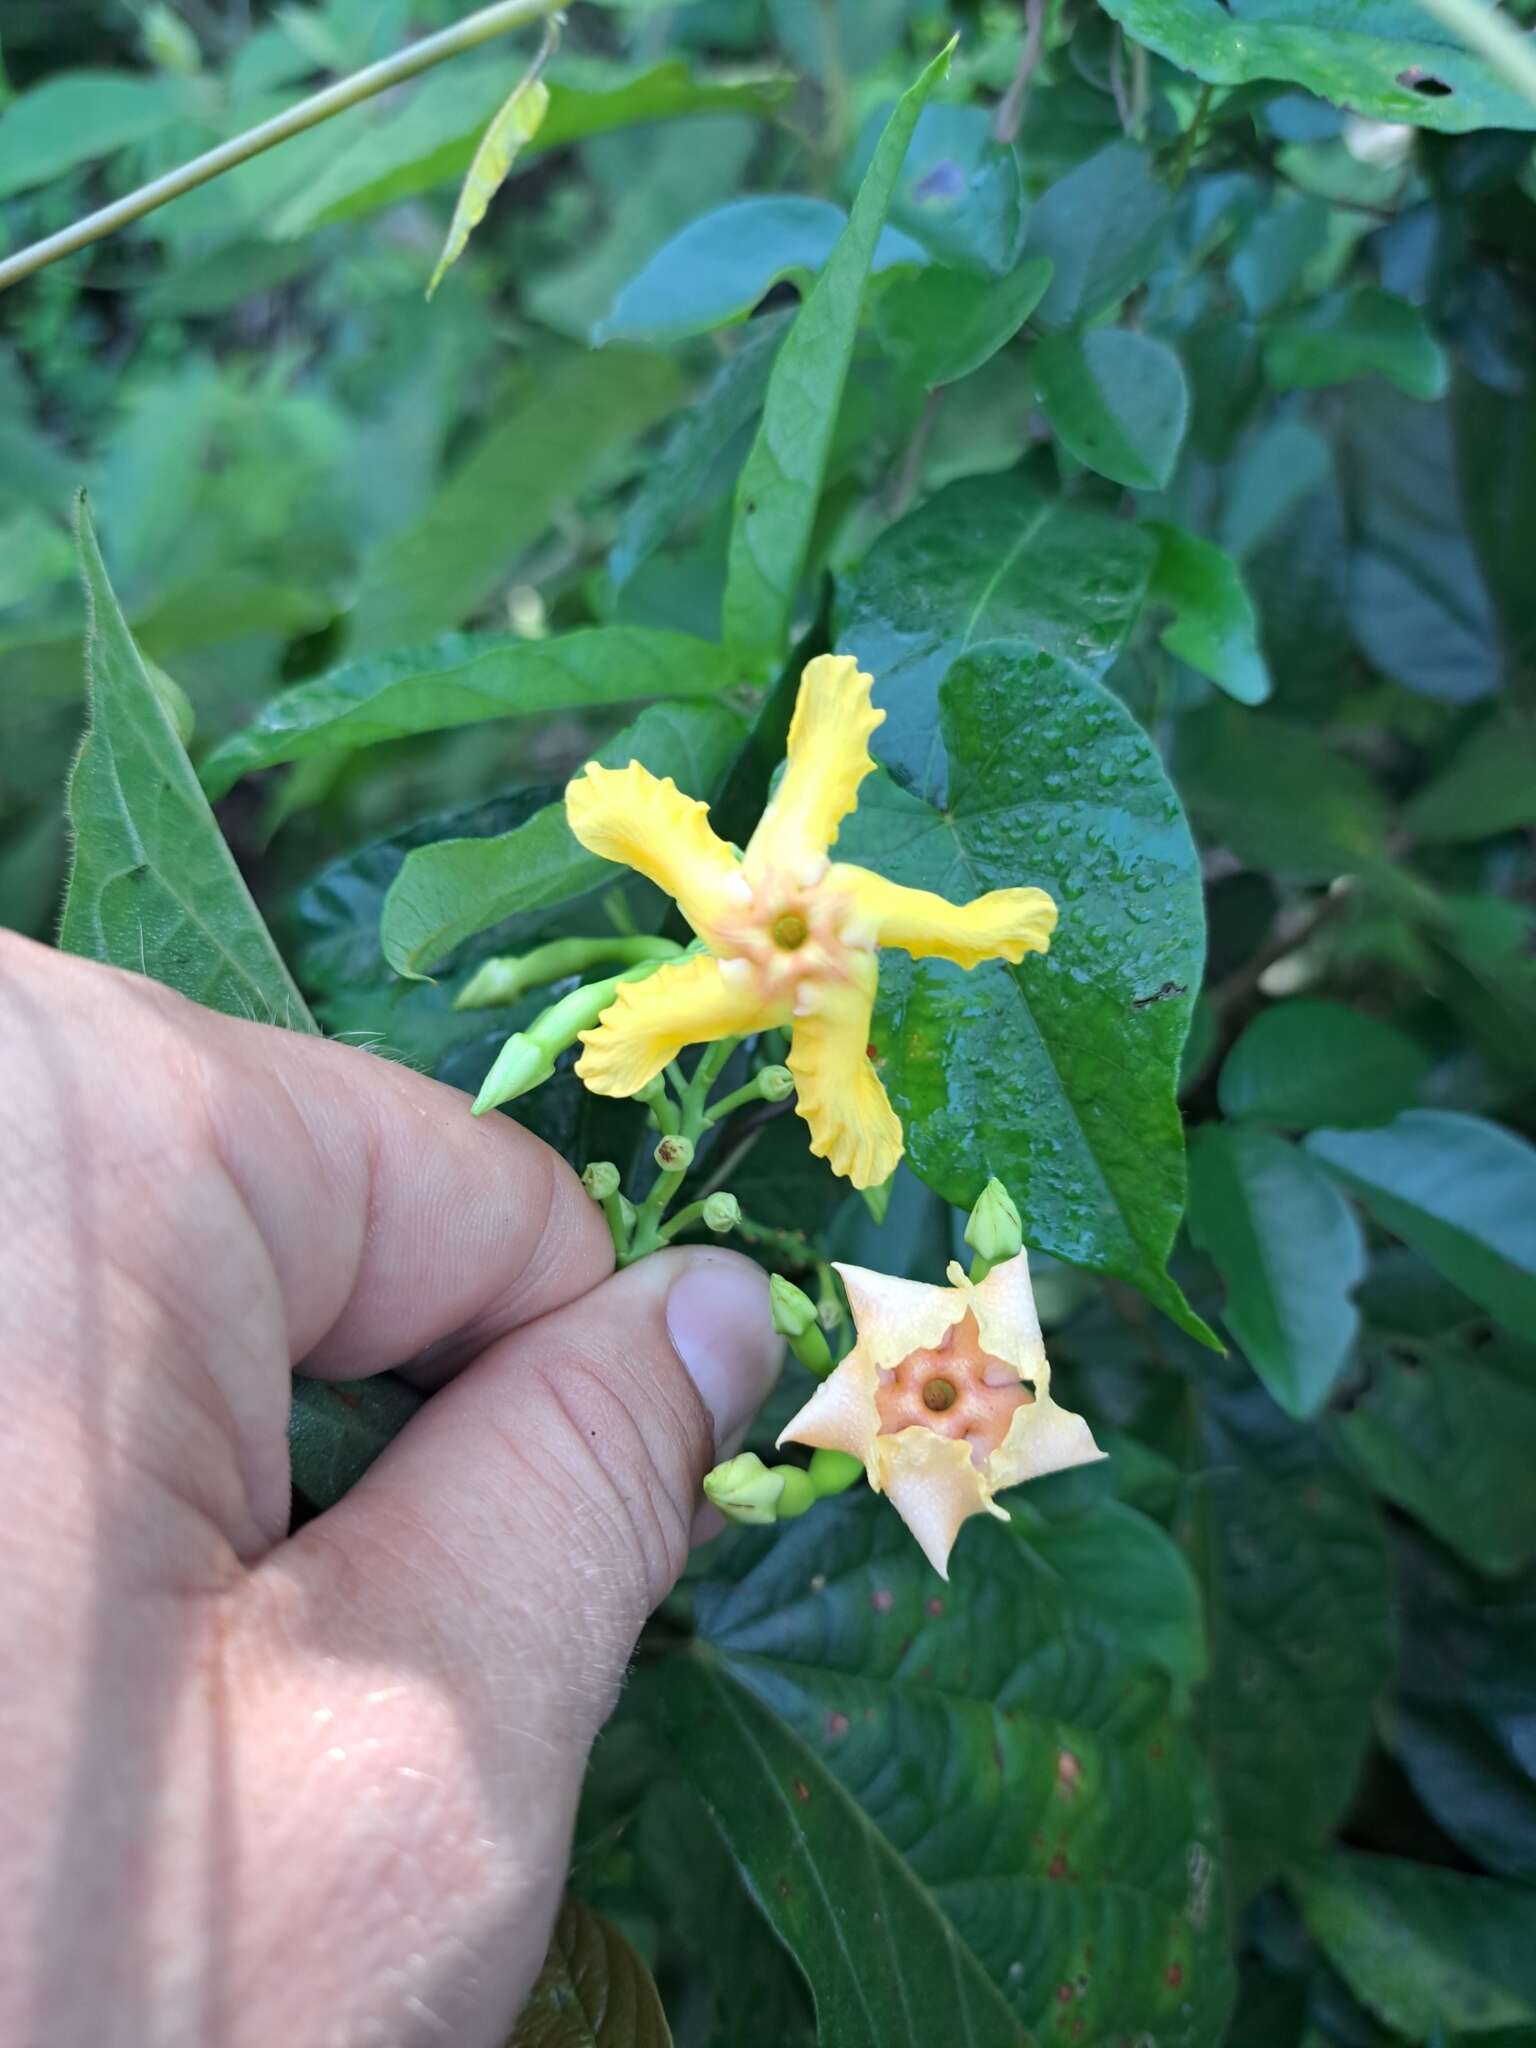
666,1255,780,1455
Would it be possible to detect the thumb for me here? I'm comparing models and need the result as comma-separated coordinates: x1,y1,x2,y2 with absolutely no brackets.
244,1249,780,2031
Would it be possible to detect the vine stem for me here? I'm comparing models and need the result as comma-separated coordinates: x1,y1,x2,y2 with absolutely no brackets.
1411,0,1536,109
992,0,1049,145
0,0,564,294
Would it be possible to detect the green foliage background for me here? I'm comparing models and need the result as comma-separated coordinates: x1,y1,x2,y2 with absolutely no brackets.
5,0,1536,2042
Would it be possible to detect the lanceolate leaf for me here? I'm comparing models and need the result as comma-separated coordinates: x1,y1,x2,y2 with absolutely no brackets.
1093,0,1536,132
510,1895,673,2048
841,647,1213,1341
836,469,1157,801
669,1487,1231,2046
201,627,743,797
1307,1111,1536,1335
722,43,952,667
381,700,747,976
59,499,316,1033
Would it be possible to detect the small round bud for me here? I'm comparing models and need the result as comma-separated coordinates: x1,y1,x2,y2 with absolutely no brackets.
770,1274,819,1340
582,1161,621,1202
703,1452,784,1526
817,1299,842,1333
654,1133,695,1172
702,1192,741,1233
757,1064,795,1102
964,1176,1023,1267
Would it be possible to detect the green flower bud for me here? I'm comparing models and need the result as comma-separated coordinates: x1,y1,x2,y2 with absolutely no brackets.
809,1447,864,1497
582,1161,621,1202
757,1064,795,1102
703,1452,785,1526
702,1192,741,1233
471,1033,556,1115
635,1073,668,1104
654,1133,695,1172
143,2,201,73
770,1274,819,1340
964,1177,1023,1268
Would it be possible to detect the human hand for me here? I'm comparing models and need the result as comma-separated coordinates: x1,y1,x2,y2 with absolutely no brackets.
0,934,781,2048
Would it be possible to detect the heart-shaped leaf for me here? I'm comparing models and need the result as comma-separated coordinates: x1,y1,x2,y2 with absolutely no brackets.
1033,328,1190,491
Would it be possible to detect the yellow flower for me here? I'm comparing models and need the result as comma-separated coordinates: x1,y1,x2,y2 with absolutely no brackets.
778,1251,1103,1577
564,655,1057,1186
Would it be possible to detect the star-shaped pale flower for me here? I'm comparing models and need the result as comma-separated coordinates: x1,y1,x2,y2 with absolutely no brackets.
564,655,1057,1187
778,1251,1103,1577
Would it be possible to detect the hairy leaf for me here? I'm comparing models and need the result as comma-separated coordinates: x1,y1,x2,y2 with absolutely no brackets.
59,499,316,1032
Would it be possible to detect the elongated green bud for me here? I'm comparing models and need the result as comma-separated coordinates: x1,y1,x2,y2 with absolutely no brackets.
472,958,671,1115
758,1064,795,1102
770,1275,834,1377
965,1177,1023,1272
472,1032,555,1114
457,936,681,1011
582,1161,621,1201
702,1192,741,1233
703,1452,784,1525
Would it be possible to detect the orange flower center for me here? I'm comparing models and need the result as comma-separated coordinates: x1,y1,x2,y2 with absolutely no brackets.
713,865,867,1007
875,1312,1034,1466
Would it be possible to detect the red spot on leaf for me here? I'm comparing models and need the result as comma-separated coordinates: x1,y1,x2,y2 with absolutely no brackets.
777,1877,793,1899
825,1711,850,1739
1056,1750,1082,1796
925,1596,945,1617
1048,1851,1070,1879
1056,1984,1074,2005
1148,1741,1164,1760
793,1779,811,1803
1167,1963,1184,1989
871,1588,894,1614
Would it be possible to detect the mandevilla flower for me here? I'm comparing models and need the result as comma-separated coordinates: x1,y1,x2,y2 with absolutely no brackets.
564,655,1057,1186
778,1251,1102,1578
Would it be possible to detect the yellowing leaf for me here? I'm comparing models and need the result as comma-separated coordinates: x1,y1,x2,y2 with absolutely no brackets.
426,71,549,299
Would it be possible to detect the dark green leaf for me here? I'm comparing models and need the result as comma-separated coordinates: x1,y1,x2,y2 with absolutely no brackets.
381,700,746,976
1452,360,1536,706
1290,1853,1536,2041
842,646,1213,1339
835,469,1156,799
1174,703,1388,879
721,44,952,665
201,628,742,799
1230,196,1334,319
58,499,316,1032
1342,383,1499,704
1403,717,1536,841
1174,1376,1392,1898
289,1374,424,1511
1307,1111,1536,1335
594,196,926,346
1146,523,1272,704
510,1894,672,2048
1023,143,1174,330
1033,328,1190,490
1094,0,1536,132
348,348,682,654
611,317,786,589
1219,999,1429,1130
668,1483,1230,2045
1335,1326,1536,1575
1187,1126,1366,1418
874,259,1052,389
1264,288,1449,402
1388,1534,1536,1883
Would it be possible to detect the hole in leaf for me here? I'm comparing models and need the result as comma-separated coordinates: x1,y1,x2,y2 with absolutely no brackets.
1397,66,1454,95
